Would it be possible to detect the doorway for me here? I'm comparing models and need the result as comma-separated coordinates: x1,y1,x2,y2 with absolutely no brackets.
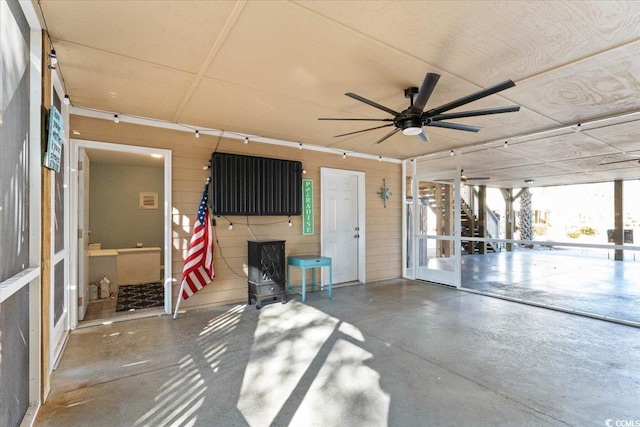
411,170,462,288
321,168,366,285
68,139,172,327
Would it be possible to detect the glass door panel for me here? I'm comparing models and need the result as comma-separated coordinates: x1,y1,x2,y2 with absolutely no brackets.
415,175,460,287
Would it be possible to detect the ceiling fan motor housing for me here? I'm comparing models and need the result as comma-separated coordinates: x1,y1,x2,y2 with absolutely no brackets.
400,116,423,135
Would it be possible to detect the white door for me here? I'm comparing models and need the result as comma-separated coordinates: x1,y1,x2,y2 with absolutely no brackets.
50,80,70,364
321,169,360,284
77,149,90,320
413,171,461,288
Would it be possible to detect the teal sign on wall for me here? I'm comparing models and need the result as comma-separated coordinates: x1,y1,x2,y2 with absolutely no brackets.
44,105,63,173
302,179,314,235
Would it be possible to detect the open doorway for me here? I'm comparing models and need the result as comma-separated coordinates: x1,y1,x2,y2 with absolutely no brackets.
68,139,172,327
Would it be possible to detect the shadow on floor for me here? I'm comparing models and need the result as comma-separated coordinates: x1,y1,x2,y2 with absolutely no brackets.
35,279,640,426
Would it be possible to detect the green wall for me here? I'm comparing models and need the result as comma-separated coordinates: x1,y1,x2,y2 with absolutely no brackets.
89,162,164,259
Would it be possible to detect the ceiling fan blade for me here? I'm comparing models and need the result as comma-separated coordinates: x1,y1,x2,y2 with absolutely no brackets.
410,73,440,115
334,123,394,138
318,118,394,122
427,121,481,132
431,105,521,121
466,177,491,181
417,131,429,142
374,127,401,144
345,92,400,116
426,80,516,116
599,158,640,165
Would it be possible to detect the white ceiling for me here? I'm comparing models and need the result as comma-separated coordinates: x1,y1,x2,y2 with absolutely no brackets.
39,0,640,188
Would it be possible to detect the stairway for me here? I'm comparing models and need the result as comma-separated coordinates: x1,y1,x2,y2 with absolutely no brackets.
461,199,497,255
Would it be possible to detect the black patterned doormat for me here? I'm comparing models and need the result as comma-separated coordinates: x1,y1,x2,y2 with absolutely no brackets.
116,282,164,312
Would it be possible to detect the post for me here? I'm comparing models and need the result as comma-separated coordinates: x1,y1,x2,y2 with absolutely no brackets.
614,180,623,261
478,185,487,254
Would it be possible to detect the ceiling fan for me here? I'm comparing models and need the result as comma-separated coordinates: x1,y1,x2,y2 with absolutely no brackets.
319,72,520,144
599,154,640,166
441,170,490,185
461,171,490,185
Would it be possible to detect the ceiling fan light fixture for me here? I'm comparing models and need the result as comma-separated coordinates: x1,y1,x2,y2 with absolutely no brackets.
402,126,422,136
401,117,423,135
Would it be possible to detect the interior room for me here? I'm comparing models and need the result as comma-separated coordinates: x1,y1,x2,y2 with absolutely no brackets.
1,1,639,426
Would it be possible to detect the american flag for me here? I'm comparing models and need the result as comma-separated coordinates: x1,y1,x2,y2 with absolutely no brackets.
180,181,214,299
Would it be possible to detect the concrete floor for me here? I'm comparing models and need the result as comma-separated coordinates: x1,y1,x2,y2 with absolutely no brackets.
35,279,639,426
460,249,640,324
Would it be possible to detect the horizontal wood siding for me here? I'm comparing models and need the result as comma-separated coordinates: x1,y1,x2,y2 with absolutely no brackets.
70,116,402,310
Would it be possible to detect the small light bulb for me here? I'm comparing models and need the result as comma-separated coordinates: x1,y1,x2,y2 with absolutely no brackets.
450,150,454,156
195,130,200,138
343,153,347,159
244,137,249,144
379,156,382,162
63,95,70,105
228,223,233,230
49,49,58,65
299,143,303,150
114,114,120,123
503,141,508,148
302,169,307,174
288,219,292,227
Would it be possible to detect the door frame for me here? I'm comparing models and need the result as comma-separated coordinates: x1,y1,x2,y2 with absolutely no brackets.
320,167,366,285
407,167,462,289
68,139,173,328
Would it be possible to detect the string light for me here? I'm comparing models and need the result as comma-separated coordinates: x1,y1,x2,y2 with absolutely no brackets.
48,49,57,69
49,49,58,65
113,114,120,123
195,130,200,138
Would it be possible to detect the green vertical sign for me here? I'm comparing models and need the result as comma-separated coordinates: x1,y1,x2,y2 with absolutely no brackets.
302,179,314,235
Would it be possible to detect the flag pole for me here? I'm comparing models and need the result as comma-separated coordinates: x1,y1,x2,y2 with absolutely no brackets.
173,282,185,319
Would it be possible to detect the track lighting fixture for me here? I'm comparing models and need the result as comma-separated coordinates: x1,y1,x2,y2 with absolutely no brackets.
195,130,200,138
113,114,120,124
244,137,249,144
63,95,70,105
